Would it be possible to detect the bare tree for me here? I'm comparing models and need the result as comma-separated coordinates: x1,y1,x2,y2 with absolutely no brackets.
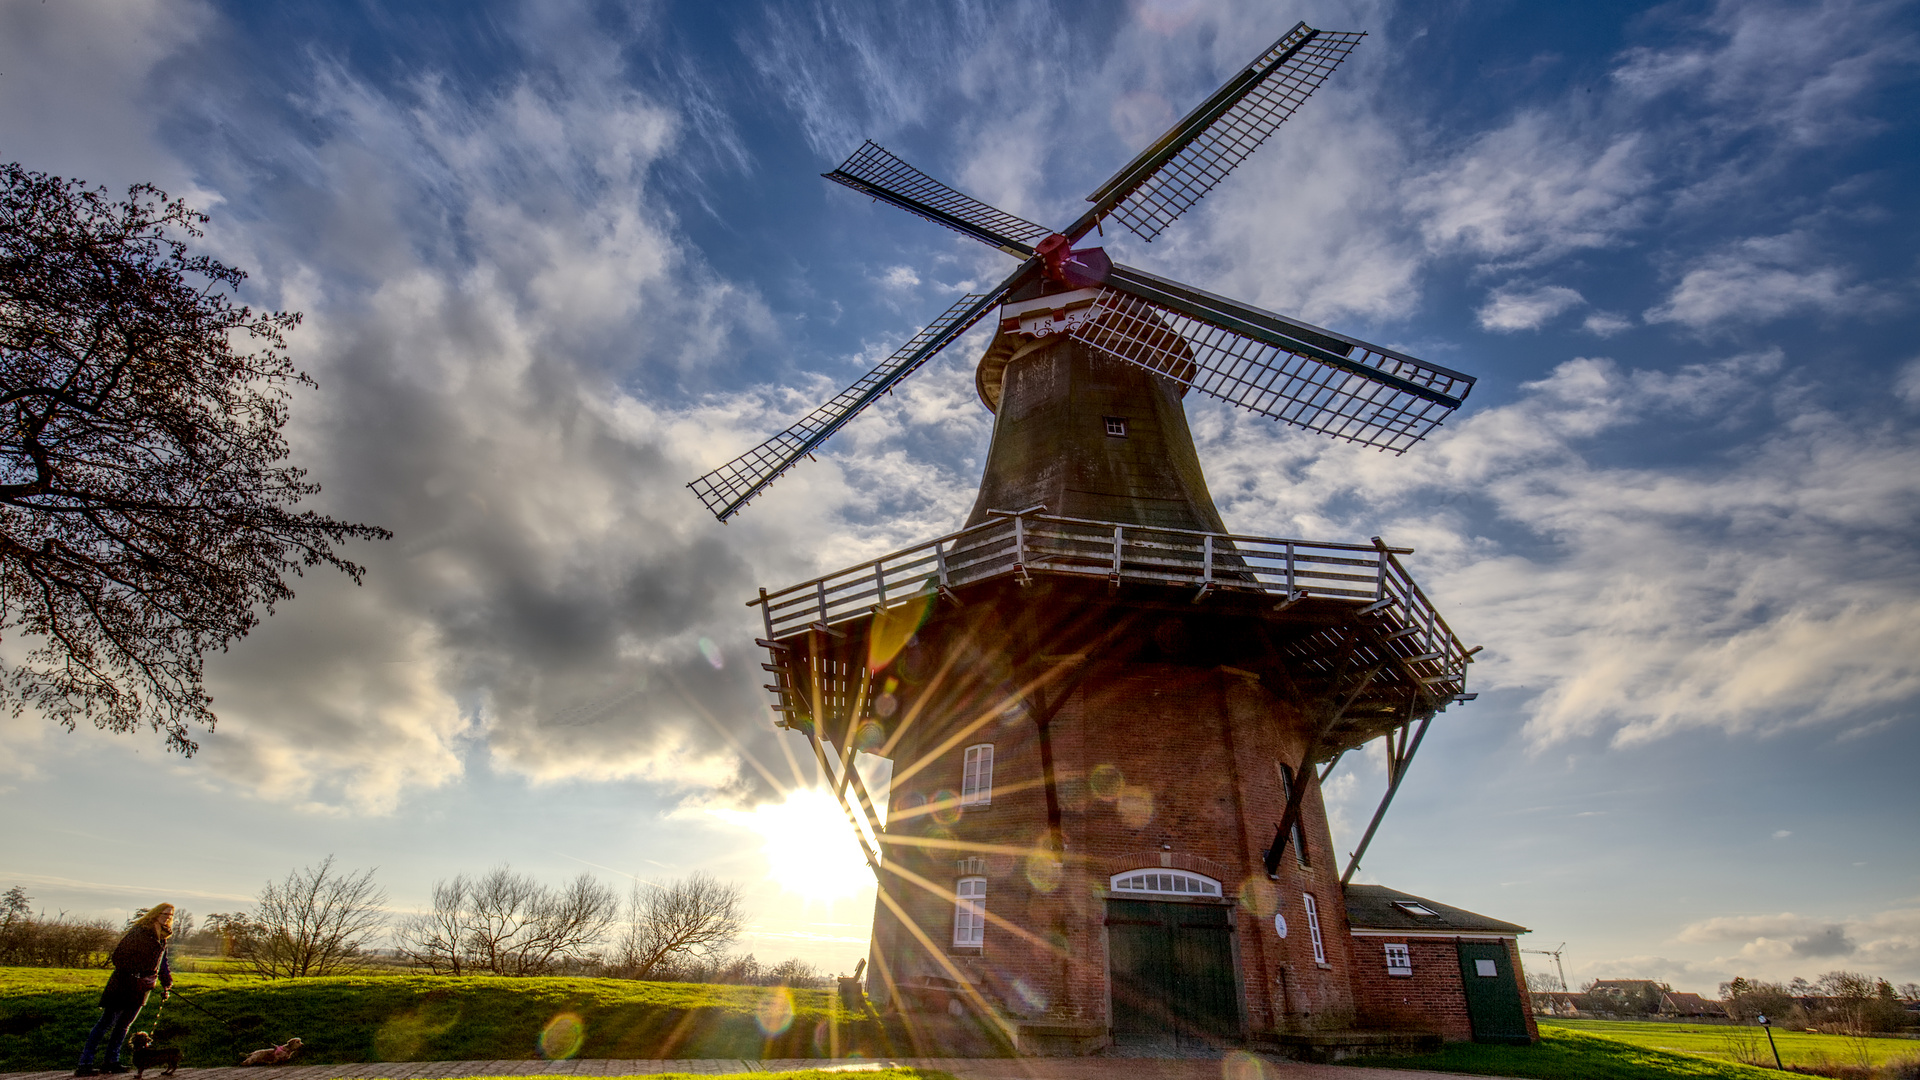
614,873,744,980
394,875,471,975
400,867,616,976
242,856,386,978
0,164,389,755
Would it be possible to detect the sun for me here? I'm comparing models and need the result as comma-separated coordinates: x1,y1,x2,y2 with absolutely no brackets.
712,787,873,902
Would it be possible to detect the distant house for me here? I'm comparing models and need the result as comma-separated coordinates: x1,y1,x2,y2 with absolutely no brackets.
1531,991,1583,1016
1660,991,1729,1018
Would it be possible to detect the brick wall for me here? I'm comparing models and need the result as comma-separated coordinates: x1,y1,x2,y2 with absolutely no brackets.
1348,936,1539,1043
865,597,1365,1036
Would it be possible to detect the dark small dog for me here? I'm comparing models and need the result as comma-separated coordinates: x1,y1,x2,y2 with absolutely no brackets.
127,1033,179,1078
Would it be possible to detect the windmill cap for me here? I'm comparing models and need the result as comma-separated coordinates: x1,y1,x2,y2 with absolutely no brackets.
975,289,1195,411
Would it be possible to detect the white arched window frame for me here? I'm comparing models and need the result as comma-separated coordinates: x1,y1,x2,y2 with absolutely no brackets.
953,877,986,946
961,744,993,806
1108,869,1223,897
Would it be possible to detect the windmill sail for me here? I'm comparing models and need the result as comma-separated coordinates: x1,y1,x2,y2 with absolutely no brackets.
1077,24,1366,243
825,142,1053,256
1073,264,1474,453
689,290,1003,521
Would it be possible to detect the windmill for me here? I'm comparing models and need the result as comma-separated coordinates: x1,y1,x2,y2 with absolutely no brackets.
688,22,1472,523
695,21,1498,1054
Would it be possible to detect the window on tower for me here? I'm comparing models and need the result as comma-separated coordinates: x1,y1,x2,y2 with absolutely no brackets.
1104,416,1127,437
954,877,986,947
961,744,993,806
1279,763,1310,867
1303,892,1327,965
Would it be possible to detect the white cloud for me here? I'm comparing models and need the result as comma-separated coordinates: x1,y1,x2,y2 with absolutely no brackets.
1611,0,1918,149
1645,233,1891,330
1201,348,1920,750
1892,357,1920,408
1407,115,1653,263
1582,311,1634,337
1477,284,1587,332
1772,830,1792,840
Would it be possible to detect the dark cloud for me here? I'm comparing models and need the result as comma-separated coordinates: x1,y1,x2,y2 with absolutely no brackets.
1793,926,1858,958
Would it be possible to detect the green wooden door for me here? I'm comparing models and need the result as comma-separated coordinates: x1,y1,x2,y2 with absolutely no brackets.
1456,940,1530,1044
1107,900,1239,1042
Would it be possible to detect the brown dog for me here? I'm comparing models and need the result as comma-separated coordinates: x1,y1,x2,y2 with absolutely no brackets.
239,1038,302,1066
127,1032,179,1078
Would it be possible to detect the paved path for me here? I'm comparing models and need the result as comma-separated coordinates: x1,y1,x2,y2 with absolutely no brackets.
3,1059,1486,1080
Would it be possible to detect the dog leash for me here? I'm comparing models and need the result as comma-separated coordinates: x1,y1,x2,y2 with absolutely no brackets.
165,987,239,1030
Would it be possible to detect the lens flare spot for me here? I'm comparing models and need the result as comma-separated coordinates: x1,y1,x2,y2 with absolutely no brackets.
1116,784,1155,828
697,637,723,669
1238,876,1278,919
1089,763,1123,799
1221,1048,1267,1080
874,692,899,719
756,986,795,1036
1025,846,1063,894
537,1012,585,1060
931,789,962,825
868,593,933,671
1011,978,1049,1013
853,720,885,752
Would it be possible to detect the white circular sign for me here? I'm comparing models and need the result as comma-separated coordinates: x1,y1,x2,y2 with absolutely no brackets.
1273,913,1289,938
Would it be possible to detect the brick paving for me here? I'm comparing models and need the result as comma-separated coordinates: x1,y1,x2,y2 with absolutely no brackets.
3,1059,1491,1080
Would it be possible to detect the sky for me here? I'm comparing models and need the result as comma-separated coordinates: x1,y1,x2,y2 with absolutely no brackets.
1,0,1917,996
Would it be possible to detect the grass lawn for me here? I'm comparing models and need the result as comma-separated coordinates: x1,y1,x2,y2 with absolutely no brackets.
0,967,1002,1071
1543,1018,1920,1070
364,1073,959,1080
1365,1024,1806,1080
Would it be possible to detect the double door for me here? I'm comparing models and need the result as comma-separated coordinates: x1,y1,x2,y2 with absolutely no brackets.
1106,899,1241,1045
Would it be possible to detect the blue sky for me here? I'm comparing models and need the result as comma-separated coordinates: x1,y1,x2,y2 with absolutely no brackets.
1,0,1917,993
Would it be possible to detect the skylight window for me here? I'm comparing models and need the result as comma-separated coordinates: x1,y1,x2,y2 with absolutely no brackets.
1393,901,1438,917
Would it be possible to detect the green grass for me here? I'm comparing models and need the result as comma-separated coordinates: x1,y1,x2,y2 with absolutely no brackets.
0,967,1000,1071
361,1073,957,1080
1365,1024,1801,1080
1543,1019,1920,1070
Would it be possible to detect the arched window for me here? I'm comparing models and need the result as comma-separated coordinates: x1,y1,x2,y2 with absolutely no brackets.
1109,869,1222,897
953,877,986,946
961,744,993,806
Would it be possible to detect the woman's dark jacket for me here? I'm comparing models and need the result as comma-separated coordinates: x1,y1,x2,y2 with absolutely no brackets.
99,926,171,1010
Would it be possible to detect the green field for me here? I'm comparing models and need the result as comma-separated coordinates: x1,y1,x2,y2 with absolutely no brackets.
0,967,1004,1071
1366,1025,1828,1080
1542,1018,1920,1070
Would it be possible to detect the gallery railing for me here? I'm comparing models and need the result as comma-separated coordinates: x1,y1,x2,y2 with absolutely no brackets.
749,509,1472,685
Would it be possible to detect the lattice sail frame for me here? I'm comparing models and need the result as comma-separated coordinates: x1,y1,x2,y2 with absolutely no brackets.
1070,287,1472,453
826,141,1052,254
1097,26,1366,242
688,292,995,520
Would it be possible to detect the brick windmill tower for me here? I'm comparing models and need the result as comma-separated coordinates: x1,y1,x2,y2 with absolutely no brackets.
689,21,1521,1054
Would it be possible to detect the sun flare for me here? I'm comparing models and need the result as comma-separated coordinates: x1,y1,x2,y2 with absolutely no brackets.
713,786,874,902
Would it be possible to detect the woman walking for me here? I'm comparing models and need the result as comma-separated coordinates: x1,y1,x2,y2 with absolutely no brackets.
75,904,174,1076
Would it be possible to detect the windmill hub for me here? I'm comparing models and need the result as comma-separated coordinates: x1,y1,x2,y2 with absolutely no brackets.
691,18,1533,1056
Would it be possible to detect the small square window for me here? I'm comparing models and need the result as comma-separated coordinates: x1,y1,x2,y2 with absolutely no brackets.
1385,943,1412,976
1475,959,1499,977
1104,416,1127,437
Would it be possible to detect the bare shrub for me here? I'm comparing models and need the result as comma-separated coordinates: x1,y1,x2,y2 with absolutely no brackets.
610,873,744,980
396,867,617,976
0,889,116,967
240,855,387,977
